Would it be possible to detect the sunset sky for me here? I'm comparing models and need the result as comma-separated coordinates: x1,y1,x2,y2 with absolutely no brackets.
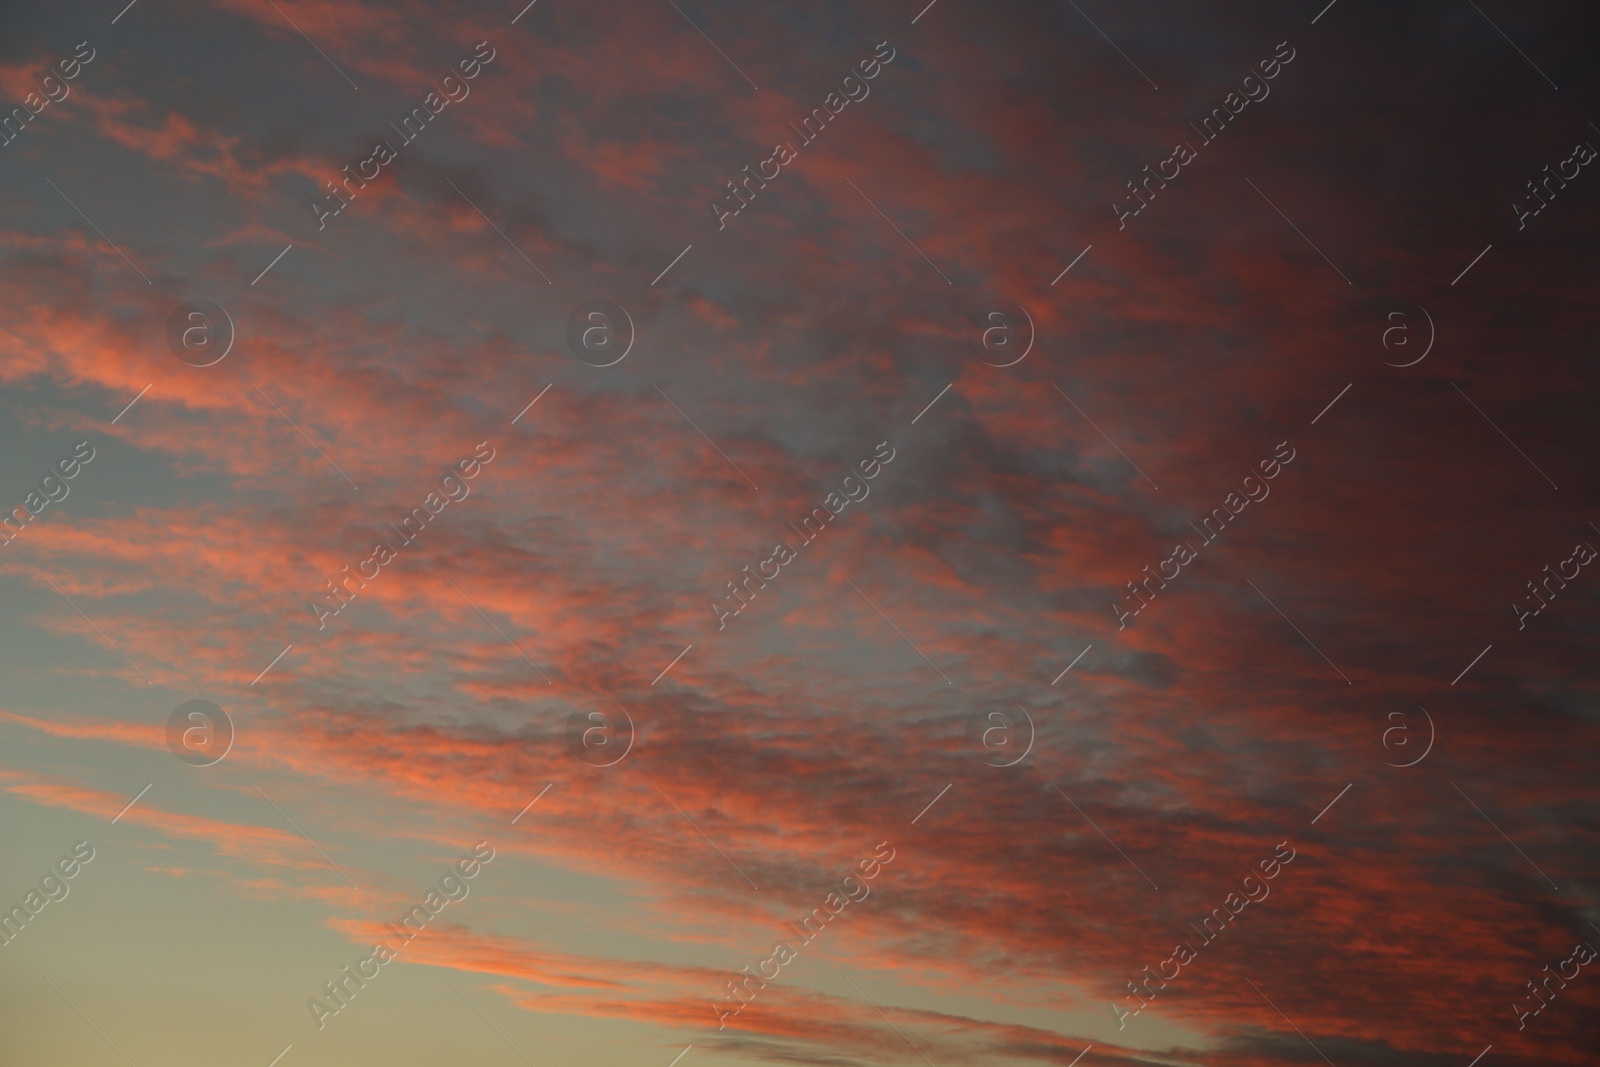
1,1,1598,1066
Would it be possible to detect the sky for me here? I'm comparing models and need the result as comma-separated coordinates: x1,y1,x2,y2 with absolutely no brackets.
1,1,1598,1066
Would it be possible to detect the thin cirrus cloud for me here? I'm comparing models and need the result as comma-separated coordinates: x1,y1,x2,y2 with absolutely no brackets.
0,0,1596,1065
